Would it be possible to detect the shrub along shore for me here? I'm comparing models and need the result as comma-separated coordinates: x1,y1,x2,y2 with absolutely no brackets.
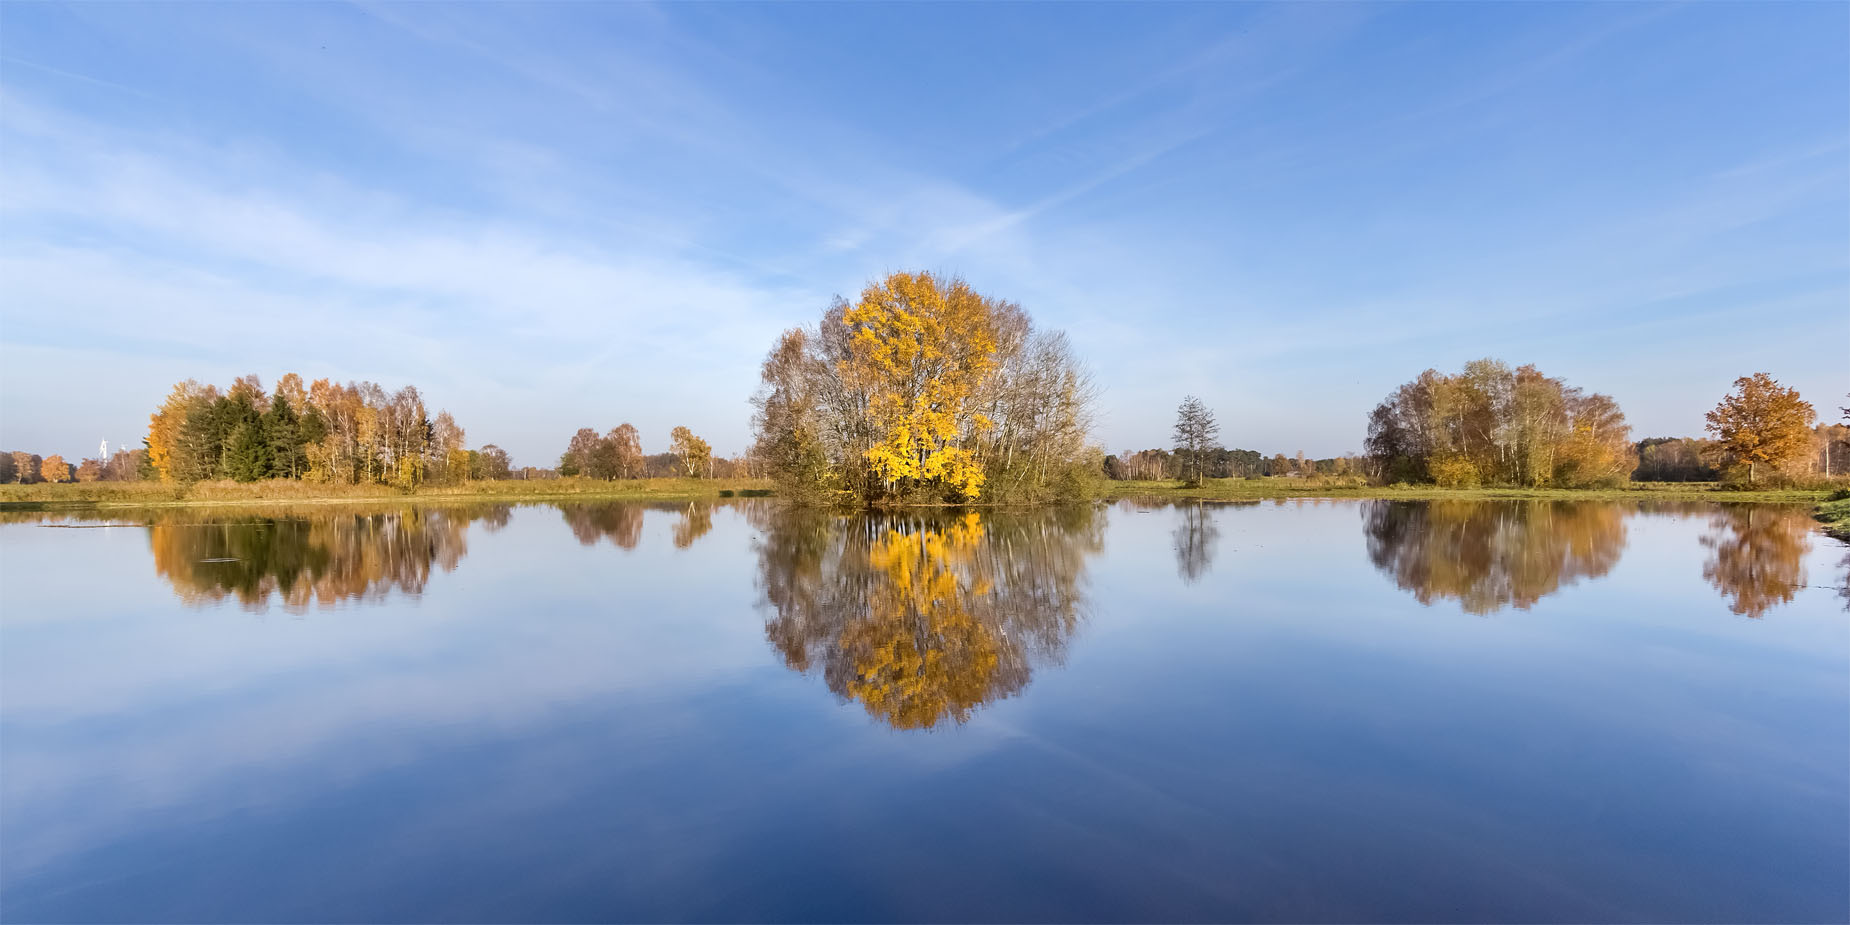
2,476,1837,513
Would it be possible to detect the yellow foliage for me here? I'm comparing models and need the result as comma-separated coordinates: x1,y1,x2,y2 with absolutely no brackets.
846,514,1002,729
841,272,1000,500
147,380,203,483
1429,454,1481,489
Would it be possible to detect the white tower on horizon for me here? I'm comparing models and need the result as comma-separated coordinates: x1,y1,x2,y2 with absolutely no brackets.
100,438,108,459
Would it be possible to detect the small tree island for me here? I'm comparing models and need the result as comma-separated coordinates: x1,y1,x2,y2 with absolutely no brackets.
751,271,1098,507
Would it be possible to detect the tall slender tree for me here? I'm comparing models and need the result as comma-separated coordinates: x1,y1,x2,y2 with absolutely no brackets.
262,391,301,479
1172,395,1220,487
609,424,644,479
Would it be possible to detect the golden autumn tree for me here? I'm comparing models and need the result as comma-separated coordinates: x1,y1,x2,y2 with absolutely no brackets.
839,272,1003,500
147,379,208,482
1705,373,1816,485
39,455,69,484
753,272,1097,506
669,426,712,478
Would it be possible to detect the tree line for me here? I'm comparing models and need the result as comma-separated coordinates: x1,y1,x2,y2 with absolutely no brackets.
1362,365,1841,488
7,277,1845,497
144,374,510,485
555,424,721,479
1095,367,1845,491
1104,446,1367,482
1106,394,1365,485
1364,360,1635,488
0,448,148,484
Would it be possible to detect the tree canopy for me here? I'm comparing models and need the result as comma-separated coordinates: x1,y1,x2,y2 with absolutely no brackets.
1704,373,1816,484
1172,396,1220,487
145,374,486,485
751,271,1097,505
1365,360,1634,488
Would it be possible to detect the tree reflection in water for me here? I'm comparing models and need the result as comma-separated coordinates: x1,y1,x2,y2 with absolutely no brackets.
754,506,1103,730
1363,500,1627,615
1838,549,1849,613
149,505,510,612
1172,502,1221,584
1700,505,1814,618
558,501,716,551
672,503,713,549
560,502,645,550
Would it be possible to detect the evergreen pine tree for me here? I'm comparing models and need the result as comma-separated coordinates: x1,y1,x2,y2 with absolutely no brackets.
223,421,268,482
262,392,301,479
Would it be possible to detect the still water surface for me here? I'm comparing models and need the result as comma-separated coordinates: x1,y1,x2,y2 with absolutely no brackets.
1,499,1845,922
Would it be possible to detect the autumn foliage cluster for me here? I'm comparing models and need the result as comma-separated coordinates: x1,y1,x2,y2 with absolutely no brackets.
145,374,507,485
1,448,145,485
751,272,1097,505
556,424,713,479
1365,360,1637,488
1701,373,1819,484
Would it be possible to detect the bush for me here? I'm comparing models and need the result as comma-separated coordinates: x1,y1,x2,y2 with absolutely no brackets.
1429,456,1481,489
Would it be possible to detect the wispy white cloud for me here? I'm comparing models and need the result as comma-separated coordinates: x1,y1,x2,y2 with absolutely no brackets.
0,1,1842,461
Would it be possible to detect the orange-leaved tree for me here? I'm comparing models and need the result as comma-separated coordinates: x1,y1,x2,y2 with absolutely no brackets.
1705,373,1815,485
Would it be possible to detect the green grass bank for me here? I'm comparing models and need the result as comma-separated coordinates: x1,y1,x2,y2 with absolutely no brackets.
1813,492,1850,542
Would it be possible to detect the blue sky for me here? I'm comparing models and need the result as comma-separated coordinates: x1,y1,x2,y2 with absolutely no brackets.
2,2,1845,465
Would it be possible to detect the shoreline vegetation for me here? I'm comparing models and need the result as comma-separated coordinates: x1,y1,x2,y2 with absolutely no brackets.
1,274,1844,526
0,477,774,510
1,476,1834,511
1815,492,1850,542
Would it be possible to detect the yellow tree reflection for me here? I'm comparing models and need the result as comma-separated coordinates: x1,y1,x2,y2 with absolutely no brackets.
1364,500,1627,614
1701,505,1813,618
756,506,1101,730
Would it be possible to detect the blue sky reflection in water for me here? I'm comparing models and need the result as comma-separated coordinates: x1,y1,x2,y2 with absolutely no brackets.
0,500,1845,922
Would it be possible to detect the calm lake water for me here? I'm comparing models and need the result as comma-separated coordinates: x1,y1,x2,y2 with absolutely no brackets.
1,499,1845,923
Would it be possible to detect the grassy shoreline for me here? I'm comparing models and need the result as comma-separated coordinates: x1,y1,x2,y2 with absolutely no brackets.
1096,478,1831,504
1813,495,1850,542
4,478,1841,532
0,477,774,510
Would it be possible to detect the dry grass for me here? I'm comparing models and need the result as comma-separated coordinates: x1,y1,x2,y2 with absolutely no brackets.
1098,477,1832,504
0,477,775,509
